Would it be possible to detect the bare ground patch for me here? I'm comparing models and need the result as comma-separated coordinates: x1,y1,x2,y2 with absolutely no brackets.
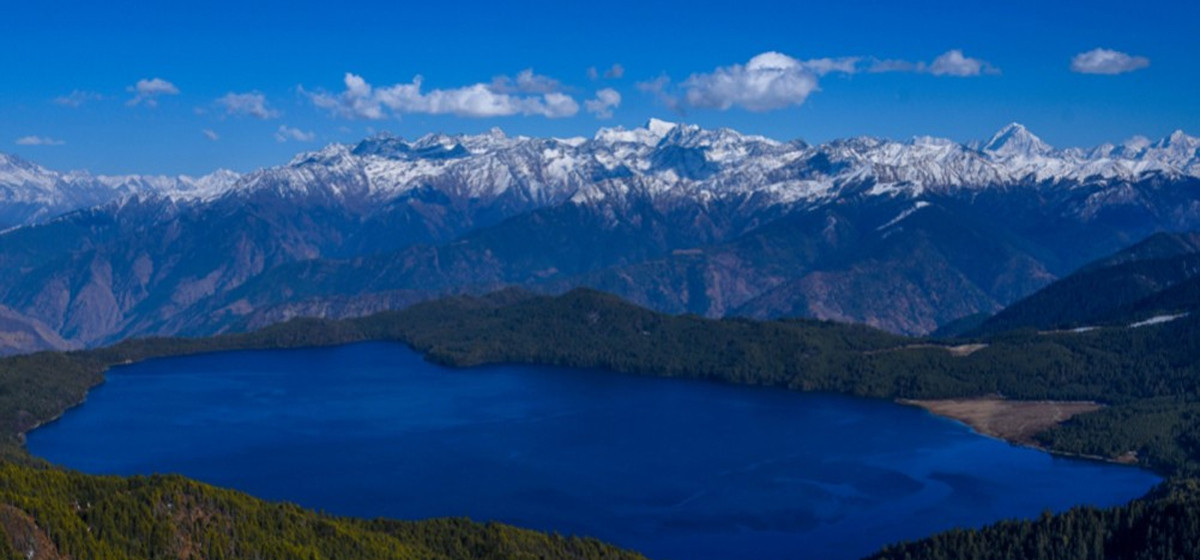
900,397,1102,445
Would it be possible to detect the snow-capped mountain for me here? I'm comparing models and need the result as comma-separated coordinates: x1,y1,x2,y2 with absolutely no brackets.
0,153,239,228
201,119,1200,214
4,121,1197,230
0,120,1196,355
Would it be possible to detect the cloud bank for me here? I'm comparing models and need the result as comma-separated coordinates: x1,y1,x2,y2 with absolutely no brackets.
867,49,998,76
1071,48,1150,74
647,50,997,113
308,71,581,120
681,52,822,111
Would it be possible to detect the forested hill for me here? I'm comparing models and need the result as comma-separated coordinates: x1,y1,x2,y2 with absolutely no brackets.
970,232,1200,336
3,287,1200,559
867,479,1200,560
0,462,644,560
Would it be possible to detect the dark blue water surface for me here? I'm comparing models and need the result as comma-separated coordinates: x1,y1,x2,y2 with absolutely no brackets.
28,342,1158,560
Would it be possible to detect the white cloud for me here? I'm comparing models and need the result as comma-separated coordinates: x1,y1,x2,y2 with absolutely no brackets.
307,72,580,120
927,49,994,77
798,57,861,76
584,88,621,119
1071,48,1150,75
645,50,996,113
202,129,220,141
681,52,822,112
216,92,280,119
491,69,562,94
868,50,997,76
15,136,65,146
274,125,316,143
53,90,102,108
866,59,919,73
127,77,179,107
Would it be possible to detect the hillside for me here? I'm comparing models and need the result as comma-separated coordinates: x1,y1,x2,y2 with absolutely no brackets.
0,463,644,560
867,479,1200,560
971,232,1200,335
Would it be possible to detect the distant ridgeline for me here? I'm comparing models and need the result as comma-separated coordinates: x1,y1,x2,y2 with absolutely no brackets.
1,123,1200,359
3,233,1200,558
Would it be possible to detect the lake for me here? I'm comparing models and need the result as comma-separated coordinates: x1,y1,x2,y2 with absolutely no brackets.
27,342,1160,560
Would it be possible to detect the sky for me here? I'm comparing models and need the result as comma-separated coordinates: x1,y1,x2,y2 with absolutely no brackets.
2,0,1198,175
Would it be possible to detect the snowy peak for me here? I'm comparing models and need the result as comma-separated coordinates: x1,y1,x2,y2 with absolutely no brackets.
594,118,681,146
3,120,1199,231
1159,130,1196,147
1149,129,1199,154
646,118,679,137
982,123,1054,157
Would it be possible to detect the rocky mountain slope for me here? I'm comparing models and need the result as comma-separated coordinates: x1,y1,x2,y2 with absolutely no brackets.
0,120,1197,352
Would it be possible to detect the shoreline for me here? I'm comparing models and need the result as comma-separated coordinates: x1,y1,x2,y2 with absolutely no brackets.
18,341,1152,477
899,397,1142,467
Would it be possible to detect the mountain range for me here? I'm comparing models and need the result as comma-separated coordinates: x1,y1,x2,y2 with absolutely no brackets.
0,120,1197,354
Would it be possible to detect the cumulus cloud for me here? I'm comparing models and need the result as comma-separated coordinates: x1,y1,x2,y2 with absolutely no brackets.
202,129,220,141
15,136,65,146
53,90,102,108
1071,48,1150,75
216,92,280,119
681,52,822,112
584,88,621,119
126,77,179,107
927,49,995,76
274,125,316,142
867,50,998,76
643,50,996,113
307,72,580,119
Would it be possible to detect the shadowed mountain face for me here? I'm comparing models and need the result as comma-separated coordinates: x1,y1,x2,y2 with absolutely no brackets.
969,232,1200,336
0,121,1198,352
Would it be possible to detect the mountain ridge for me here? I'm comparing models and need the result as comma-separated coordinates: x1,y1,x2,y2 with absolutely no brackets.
0,121,1197,353
4,120,1198,231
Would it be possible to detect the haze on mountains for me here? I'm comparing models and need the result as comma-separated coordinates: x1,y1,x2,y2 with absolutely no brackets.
0,120,1196,354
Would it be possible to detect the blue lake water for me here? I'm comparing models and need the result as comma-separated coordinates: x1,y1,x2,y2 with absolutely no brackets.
28,342,1159,559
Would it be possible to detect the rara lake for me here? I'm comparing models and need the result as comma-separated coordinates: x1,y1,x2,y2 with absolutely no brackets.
27,342,1160,560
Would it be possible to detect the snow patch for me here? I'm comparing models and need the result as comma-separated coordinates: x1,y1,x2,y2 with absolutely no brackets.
1129,313,1189,328
877,201,931,231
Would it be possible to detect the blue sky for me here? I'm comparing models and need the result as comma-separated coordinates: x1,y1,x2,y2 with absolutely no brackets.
3,0,1197,175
